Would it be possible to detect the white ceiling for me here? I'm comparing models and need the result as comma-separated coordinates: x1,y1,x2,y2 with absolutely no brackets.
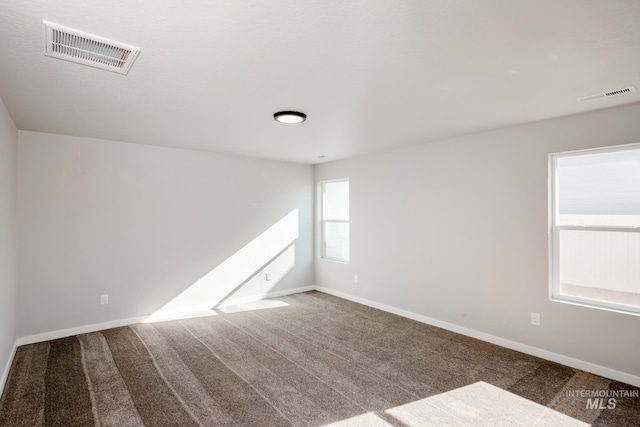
1,1,640,164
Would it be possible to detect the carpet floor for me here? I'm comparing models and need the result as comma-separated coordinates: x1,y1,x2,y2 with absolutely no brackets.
0,291,638,426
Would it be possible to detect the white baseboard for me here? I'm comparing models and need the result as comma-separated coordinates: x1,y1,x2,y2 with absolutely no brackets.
15,285,316,346
0,340,18,397
16,316,149,347
10,285,640,389
314,286,640,388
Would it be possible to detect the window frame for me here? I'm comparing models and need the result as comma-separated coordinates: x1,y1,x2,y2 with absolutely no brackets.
549,143,640,316
320,178,349,263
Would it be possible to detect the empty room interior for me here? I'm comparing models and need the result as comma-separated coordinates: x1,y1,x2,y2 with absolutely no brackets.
1,1,640,426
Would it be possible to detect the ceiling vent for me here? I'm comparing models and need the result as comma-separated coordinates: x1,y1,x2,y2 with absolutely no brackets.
578,85,636,103
43,21,140,75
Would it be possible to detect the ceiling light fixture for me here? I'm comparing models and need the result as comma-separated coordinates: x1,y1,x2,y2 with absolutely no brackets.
274,111,307,124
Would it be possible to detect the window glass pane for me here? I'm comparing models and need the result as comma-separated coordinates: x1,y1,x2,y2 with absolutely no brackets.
324,181,349,220
557,148,640,226
324,222,349,261
558,229,640,307
551,145,640,315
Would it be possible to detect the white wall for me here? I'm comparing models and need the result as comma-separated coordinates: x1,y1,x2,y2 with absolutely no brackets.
315,102,640,379
18,131,314,337
0,97,18,388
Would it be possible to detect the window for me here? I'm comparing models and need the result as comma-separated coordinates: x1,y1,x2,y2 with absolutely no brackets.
549,144,640,315
321,179,349,262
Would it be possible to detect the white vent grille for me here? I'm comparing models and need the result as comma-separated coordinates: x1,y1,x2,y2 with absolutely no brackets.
44,21,140,75
578,85,636,103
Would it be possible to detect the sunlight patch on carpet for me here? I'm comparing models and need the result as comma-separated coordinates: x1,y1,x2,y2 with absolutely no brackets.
216,299,290,314
323,412,391,426
385,382,589,426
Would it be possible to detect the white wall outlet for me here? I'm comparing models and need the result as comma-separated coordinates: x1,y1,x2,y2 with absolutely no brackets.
531,312,540,326
266,272,272,281
100,294,109,305
354,274,359,283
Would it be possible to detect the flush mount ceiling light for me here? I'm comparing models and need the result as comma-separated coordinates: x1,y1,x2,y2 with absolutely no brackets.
274,111,307,124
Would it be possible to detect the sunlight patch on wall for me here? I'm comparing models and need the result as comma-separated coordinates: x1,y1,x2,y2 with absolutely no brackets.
145,209,299,322
214,244,297,309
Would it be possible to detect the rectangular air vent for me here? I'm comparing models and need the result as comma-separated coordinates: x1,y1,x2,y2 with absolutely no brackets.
578,85,636,103
43,21,140,75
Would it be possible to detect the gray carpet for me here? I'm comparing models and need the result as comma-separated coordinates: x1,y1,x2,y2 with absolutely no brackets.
0,291,638,426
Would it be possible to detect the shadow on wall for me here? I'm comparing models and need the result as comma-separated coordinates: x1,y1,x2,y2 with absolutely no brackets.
145,209,299,322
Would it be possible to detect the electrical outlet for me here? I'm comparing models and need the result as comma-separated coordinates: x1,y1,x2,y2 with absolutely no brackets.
266,272,272,281
100,294,109,305
354,274,359,283
531,312,540,326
